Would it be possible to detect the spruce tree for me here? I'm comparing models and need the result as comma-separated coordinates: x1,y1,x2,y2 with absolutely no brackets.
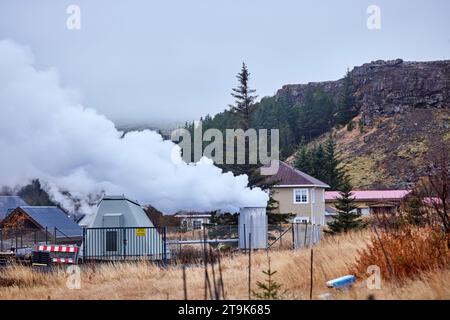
251,257,286,300
324,137,345,190
335,70,356,126
229,62,258,131
294,144,323,181
327,177,365,234
294,138,345,190
224,63,272,190
294,144,311,173
313,144,327,182
17,179,55,206
298,90,335,140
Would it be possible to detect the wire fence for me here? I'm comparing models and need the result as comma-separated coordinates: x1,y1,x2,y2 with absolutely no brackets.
292,222,321,249
82,227,168,262
167,222,322,255
1,228,46,251
1,221,323,265
0,227,81,252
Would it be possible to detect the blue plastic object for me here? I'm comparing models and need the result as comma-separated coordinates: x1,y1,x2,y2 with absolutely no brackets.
326,275,356,289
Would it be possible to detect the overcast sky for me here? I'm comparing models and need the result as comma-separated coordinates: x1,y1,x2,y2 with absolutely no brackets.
1,0,449,126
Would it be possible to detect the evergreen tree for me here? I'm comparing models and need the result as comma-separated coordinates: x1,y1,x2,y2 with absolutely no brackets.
298,90,335,140
327,177,365,234
294,144,311,173
294,144,320,179
229,62,258,131
294,138,345,189
17,179,55,206
335,70,356,126
312,144,327,182
279,125,294,157
323,137,345,190
223,65,279,221
403,193,426,226
251,95,300,158
251,257,286,300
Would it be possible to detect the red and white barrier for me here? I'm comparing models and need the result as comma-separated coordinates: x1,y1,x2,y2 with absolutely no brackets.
36,245,78,253
52,258,75,264
35,244,79,265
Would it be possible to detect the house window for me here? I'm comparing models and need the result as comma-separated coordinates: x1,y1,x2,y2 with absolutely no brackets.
293,189,309,204
181,220,188,231
193,220,203,230
294,216,310,223
105,230,117,252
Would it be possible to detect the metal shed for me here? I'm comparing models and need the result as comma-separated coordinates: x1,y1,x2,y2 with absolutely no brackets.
82,195,168,261
0,206,83,247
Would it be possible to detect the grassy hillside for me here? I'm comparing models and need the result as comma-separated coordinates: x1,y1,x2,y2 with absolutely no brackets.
295,109,449,189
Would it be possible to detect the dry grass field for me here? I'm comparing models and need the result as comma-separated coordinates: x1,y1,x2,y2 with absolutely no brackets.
0,230,449,300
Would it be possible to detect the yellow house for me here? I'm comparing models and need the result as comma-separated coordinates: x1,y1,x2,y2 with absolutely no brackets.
267,161,330,225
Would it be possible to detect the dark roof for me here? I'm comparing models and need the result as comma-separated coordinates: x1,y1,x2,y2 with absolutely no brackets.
174,211,213,217
265,161,330,188
325,205,337,214
16,206,82,238
101,195,140,207
75,214,86,224
0,196,28,220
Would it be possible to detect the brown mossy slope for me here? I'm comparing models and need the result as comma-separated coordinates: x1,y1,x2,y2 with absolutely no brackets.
298,109,450,189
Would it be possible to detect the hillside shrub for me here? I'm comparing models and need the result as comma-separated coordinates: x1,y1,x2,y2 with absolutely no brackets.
352,226,449,281
347,121,355,131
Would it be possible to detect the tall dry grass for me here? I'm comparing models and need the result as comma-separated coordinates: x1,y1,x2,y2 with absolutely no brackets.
0,229,448,300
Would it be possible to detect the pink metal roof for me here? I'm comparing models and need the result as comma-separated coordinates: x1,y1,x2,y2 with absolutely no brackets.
423,197,443,205
325,190,410,201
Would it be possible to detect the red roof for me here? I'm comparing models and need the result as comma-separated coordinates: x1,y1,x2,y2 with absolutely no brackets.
325,190,410,201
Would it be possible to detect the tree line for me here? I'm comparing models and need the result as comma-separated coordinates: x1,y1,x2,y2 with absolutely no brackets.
189,70,357,160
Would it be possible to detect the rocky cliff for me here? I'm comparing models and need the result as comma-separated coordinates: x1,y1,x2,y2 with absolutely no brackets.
280,59,450,189
277,59,450,125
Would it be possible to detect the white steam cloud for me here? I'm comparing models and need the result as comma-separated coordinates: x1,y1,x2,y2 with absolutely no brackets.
0,39,268,214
